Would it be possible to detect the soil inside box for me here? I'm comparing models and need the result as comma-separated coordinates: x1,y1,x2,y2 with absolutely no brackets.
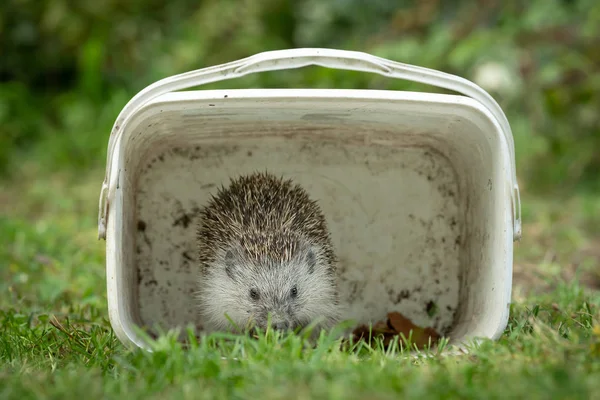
133,130,462,339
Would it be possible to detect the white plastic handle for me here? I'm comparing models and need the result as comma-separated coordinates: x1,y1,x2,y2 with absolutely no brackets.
98,48,522,241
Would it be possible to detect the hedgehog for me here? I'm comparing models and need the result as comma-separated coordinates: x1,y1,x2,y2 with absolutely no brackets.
195,171,340,335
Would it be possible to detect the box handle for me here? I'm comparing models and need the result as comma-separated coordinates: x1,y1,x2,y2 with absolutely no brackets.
99,48,521,241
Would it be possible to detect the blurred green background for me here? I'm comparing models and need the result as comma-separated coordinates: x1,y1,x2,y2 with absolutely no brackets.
1,0,599,194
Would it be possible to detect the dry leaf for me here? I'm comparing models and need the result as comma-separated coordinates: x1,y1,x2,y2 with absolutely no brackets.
350,310,442,350
388,311,416,333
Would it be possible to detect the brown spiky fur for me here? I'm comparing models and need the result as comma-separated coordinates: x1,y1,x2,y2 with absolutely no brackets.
196,171,340,334
197,171,336,272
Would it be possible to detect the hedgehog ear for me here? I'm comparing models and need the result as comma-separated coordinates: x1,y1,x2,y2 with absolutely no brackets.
224,249,238,280
306,248,317,274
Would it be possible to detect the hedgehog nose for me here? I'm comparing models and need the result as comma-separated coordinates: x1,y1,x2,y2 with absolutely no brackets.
271,321,289,331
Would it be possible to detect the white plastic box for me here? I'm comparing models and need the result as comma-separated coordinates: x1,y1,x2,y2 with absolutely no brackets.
98,48,522,351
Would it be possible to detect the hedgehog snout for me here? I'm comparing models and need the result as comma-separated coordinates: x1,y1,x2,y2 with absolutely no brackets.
271,320,290,331
257,307,294,331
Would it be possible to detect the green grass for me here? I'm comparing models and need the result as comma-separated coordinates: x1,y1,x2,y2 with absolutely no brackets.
1,169,600,399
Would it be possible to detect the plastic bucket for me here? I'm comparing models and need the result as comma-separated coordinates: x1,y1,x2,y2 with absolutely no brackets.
98,48,522,350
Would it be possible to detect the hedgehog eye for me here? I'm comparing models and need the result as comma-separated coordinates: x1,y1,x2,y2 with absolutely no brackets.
249,288,260,301
290,286,298,298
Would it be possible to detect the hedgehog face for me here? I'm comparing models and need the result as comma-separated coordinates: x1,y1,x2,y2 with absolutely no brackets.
198,241,339,334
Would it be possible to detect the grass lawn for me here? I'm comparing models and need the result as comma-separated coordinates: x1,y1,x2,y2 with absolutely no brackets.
1,166,599,399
